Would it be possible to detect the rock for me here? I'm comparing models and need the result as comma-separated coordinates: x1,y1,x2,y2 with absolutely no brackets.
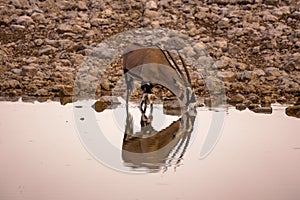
59,39,79,52
263,13,278,22
208,0,230,5
34,89,49,96
248,103,259,110
253,69,265,76
57,24,73,33
77,1,88,11
236,103,247,111
60,85,73,96
11,69,22,75
144,10,159,18
236,0,254,4
261,96,272,106
228,93,245,104
1,79,21,89
31,13,46,25
265,67,281,77
218,18,230,29
272,6,290,16
60,96,72,105
34,39,44,46
151,21,160,28
215,39,228,52
92,96,120,112
16,15,34,25
21,65,37,76
215,56,231,69
286,105,300,118
242,99,252,107
217,71,236,82
57,1,76,10
145,1,158,10
241,70,256,81
252,106,273,114
10,24,26,31
236,62,247,70
39,45,56,55
100,80,111,91
92,100,107,112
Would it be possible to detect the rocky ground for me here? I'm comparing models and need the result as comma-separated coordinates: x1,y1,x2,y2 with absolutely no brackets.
0,0,300,110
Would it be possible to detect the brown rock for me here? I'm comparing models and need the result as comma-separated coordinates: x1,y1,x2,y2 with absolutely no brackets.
34,89,49,96
265,67,281,77
144,10,159,18
16,15,34,25
261,96,272,106
248,104,259,110
248,94,260,103
21,65,38,76
60,86,73,96
145,1,158,10
286,105,300,118
228,93,245,104
236,103,247,111
92,100,108,112
252,106,273,114
217,71,236,82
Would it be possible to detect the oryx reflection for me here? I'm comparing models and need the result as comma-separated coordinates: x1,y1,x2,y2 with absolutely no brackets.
122,106,197,173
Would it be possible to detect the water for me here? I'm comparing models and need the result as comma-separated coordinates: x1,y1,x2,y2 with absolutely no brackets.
0,100,299,200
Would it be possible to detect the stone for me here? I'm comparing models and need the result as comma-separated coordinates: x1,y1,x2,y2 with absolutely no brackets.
252,106,273,114
228,93,245,104
92,100,107,112
34,39,44,46
248,103,259,110
261,96,272,106
57,1,75,10
57,24,73,33
265,67,281,77
217,71,236,82
1,79,21,89
263,13,278,22
144,10,159,18
39,45,56,55
236,103,247,111
272,6,290,16
10,24,26,31
100,80,111,91
60,85,73,96
16,15,34,25
21,65,37,76
92,96,120,112
241,70,256,81
34,89,49,96
11,69,22,75
145,1,158,10
253,69,265,76
286,105,300,118
77,1,88,11
151,21,160,28
59,39,79,52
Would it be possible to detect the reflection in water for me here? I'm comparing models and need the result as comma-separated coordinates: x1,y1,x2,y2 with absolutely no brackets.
122,105,197,173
